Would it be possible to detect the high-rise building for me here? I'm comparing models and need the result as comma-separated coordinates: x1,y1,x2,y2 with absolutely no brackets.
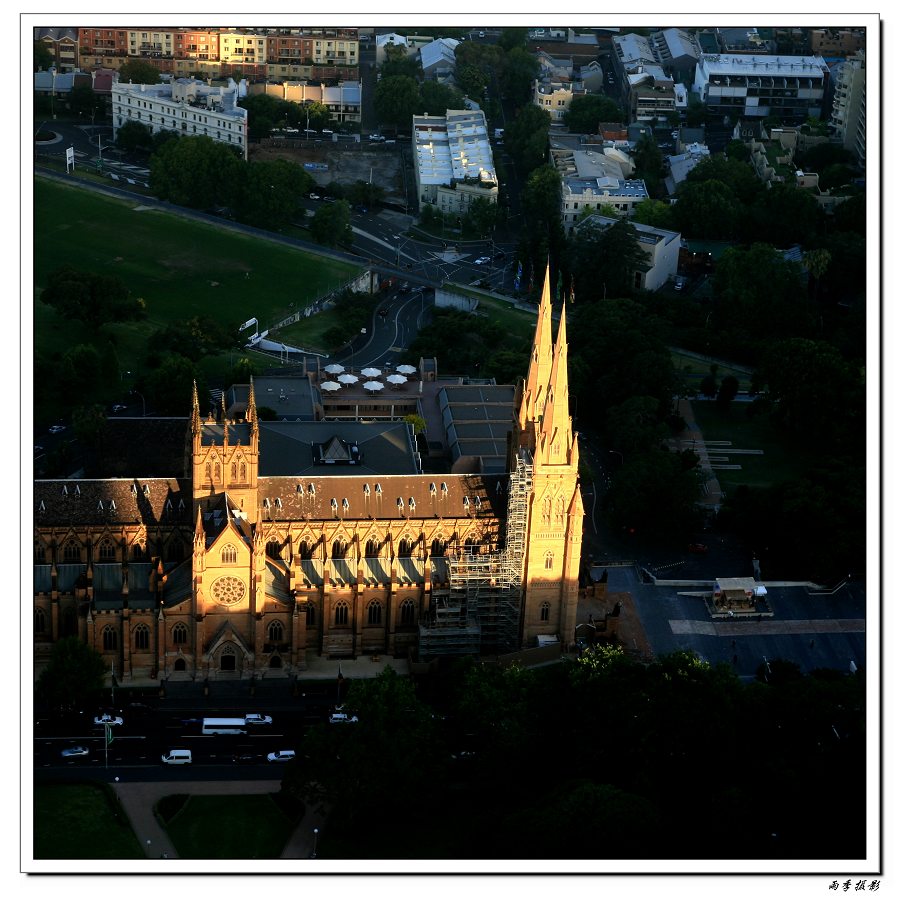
33,269,583,681
831,50,866,166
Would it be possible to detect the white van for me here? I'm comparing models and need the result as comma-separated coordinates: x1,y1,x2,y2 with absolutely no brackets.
162,749,192,765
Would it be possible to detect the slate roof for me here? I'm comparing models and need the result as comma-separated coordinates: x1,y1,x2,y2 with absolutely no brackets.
34,478,193,527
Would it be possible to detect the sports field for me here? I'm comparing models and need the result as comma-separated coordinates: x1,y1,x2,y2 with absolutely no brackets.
32,177,361,362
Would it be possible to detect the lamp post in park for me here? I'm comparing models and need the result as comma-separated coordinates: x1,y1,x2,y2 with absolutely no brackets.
311,828,319,859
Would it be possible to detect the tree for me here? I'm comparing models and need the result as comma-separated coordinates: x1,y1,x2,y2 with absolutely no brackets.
36,637,107,712
632,135,665,195
713,244,813,343
239,92,289,140
149,135,243,210
455,63,488,99
564,94,625,133
685,98,709,127
231,158,313,230
673,178,742,239
716,374,740,409
501,47,540,106
72,404,108,451
503,103,551,175
463,195,499,237
802,247,832,307
403,414,426,435
34,40,54,71
631,198,676,231
498,27,529,51
41,267,144,328
310,199,353,248
60,344,106,396
143,353,198,415
819,164,856,192
115,120,155,154
345,180,386,208
381,43,420,80
117,59,161,84
605,396,668,455
744,183,823,247
68,84,99,118
374,75,421,129
685,154,761,205
726,139,751,163
419,81,465,115
522,164,561,230
572,219,646,301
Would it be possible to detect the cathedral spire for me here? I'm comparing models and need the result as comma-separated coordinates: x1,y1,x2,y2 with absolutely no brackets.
538,299,573,466
247,377,259,438
191,381,201,433
517,262,555,432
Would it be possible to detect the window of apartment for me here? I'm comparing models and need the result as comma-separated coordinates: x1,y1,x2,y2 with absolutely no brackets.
133,624,149,650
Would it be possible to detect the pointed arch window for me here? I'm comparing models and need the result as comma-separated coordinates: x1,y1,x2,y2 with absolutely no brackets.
555,496,565,525
400,598,415,626
231,462,237,479
267,620,284,643
365,539,379,558
34,607,47,634
332,539,347,559
62,607,77,637
214,462,221,480
172,623,188,645
306,603,316,627
63,540,80,562
266,540,281,559
544,550,554,570
131,543,145,561
133,624,150,650
542,496,552,525
34,543,46,563
334,600,349,626
102,625,118,651
98,538,116,560
540,601,551,622
298,541,312,560
398,538,413,558
221,544,237,564
205,462,212,480
366,600,383,625
431,538,445,557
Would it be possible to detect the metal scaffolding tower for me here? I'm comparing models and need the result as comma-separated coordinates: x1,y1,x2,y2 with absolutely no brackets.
418,450,533,658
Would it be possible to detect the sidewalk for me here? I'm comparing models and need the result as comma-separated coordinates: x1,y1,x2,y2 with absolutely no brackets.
111,778,325,860
672,397,724,512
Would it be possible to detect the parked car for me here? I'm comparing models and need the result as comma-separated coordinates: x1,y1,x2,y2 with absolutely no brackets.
93,714,123,726
474,256,491,265
267,750,296,762
245,714,273,726
232,753,258,765
322,128,334,135
400,282,411,292
308,193,321,201
688,543,709,554
60,746,90,758
329,712,359,725
111,404,127,413
369,134,385,142
48,425,66,434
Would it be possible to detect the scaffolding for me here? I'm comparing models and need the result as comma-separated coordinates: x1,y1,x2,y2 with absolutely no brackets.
418,450,533,658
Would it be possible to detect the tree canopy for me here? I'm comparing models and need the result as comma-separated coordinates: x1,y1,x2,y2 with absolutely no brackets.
149,135,243,209
564,93,625,133
503,103,551,175
117,59,162,84
41,267,145,328
571,219,646,301
374,75,420,128
37,637,107,712
309,199,353,248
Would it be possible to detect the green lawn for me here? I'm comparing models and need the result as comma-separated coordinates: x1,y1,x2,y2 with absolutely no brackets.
32,177,363,420
444,285,538,344
34,783,144,859
690,399,815,493
671,351,754,392
162,794,298,859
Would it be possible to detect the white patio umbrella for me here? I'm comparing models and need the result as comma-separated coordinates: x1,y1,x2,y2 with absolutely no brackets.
386,373,407,386
396,364,417,375
363,381,384,392
324,363,345,375
361,367,382,378
320,381,341,392
338,373,359,385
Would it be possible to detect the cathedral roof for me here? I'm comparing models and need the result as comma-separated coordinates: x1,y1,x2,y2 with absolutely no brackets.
34,478,192,527
257,472,506,522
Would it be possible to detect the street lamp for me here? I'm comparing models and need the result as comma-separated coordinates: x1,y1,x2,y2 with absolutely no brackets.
311,827,319,859
130,389,146,417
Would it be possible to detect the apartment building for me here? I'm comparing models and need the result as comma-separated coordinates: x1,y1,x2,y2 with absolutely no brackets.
250,80,362,125
627,67,676,122
810,29,866,58
693,53,830,121
831,50,865,166
112,78,248,159
533,76,586,122
413,110,499,216
35,27,79,73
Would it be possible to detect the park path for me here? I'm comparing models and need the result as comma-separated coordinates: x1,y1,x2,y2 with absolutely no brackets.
112,778,322,860
673,397,724,511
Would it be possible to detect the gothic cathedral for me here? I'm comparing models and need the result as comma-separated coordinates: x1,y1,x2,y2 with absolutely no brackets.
33,267,583,681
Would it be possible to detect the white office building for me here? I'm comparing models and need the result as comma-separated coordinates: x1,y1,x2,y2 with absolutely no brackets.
412,109,498,216
112,77,249,159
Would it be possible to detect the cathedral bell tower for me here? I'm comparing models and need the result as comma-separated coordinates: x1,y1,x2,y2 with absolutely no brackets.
516,265,584,648
189,379,260,520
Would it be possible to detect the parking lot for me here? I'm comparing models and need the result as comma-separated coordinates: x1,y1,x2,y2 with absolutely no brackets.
250,140,407,205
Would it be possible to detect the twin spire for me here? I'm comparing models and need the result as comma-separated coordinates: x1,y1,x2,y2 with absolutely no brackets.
517,264,575,467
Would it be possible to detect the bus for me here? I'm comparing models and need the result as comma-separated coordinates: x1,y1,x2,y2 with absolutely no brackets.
201,717,247,735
